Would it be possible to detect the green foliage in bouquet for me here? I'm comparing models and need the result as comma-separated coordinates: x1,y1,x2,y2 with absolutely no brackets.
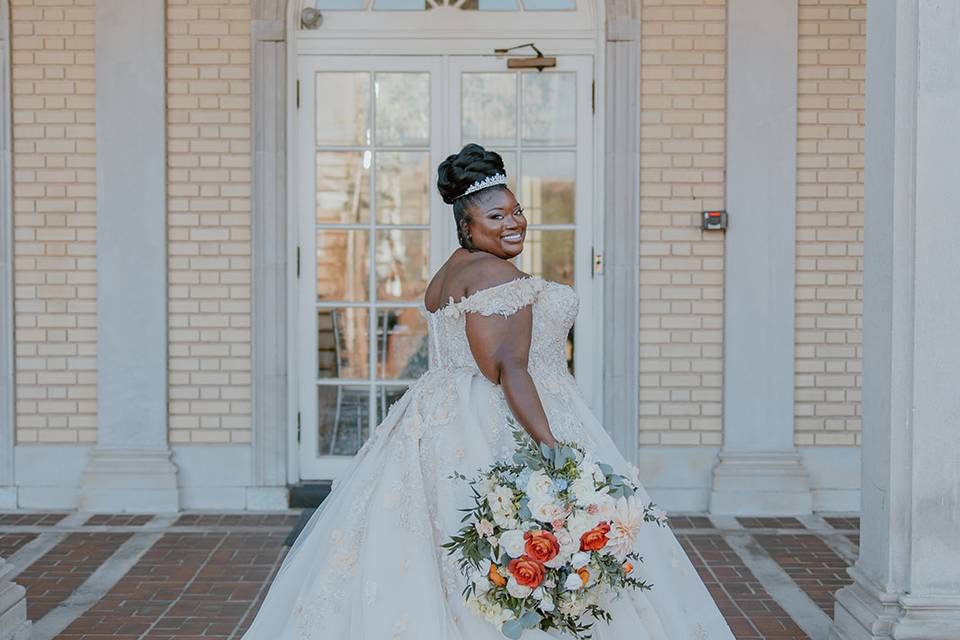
443,416,669,639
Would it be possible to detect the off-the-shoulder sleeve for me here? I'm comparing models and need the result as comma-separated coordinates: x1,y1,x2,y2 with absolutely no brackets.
441,276,545,318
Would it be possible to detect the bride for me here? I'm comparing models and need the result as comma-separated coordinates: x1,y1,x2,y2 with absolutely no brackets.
241,144,735,639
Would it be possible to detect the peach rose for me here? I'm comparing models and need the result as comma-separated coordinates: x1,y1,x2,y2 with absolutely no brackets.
524,530,560,564
579,521,611,551
576,566,590,587
488,563,507,587
507,556,546,589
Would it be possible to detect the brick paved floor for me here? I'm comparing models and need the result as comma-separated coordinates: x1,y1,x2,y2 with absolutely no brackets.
0,511,860,639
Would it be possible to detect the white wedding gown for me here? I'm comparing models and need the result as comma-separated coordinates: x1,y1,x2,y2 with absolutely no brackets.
241,276,734,640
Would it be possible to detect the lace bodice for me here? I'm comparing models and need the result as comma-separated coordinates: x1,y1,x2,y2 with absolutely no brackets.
422,275,578,384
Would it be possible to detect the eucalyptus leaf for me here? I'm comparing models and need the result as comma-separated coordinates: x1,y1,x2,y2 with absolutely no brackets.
501,619,523,639
597,462,614,476
519,610,543,628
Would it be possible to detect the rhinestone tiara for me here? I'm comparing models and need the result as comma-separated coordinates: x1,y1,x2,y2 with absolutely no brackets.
456,173,508,200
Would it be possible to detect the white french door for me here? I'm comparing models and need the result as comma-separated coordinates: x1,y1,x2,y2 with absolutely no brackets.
297,53,598,480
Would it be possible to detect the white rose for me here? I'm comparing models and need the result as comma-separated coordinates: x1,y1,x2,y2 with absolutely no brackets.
499,529,527,558
545,529,578,569
529,497,565,523
566,510,601,542
532,586,544,600
570,551,591,569
506,576,533,598
564,573,584,591
525,469,555,501
539,594,555,613
569,475,599,507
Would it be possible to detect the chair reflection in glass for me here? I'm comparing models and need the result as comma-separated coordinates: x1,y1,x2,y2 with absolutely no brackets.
319,308,428,456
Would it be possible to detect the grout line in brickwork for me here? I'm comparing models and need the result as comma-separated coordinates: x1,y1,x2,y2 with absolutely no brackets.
723,531,832,640
30,532,163,640
135,533,231,640
5,531,65,578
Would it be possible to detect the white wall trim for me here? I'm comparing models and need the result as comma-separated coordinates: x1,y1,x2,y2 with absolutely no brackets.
0,0,16,501
638,446,858,514
15,444,285,511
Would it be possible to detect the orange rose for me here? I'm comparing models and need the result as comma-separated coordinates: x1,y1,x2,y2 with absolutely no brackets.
622,561,634,574
488,563,507,587
579,522,611,551
577,566,590,586
507,556,546,589
524,530,560,564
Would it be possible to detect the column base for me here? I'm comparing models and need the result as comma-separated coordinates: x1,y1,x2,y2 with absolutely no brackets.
79,448,180,513
832,565,960,640
709,450,813,515
0,563,31,640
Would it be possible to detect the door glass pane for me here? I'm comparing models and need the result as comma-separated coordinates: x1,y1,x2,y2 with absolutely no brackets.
375,73,430,146
520,151,575,224
517,229,574,285
462,73,517,147
521,72,576,145
315,73,370,146
317,308,369,379
376,308,429,379
318,385,370,456
316,229,370,301
376,151,430,224
316,151,371,224
375,229,429,301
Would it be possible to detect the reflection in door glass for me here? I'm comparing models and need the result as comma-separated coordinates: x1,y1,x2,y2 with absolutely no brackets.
315,73,370,145
313,67,432,459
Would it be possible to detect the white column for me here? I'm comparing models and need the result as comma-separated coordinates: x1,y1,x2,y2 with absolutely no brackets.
832,1,960,638
0,0,16,508
78,0,178,512
710,0,812,515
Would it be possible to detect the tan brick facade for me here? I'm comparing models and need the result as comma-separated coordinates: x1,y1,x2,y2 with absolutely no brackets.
5,1,866,452
166,0,252,444
794,0,865,446
638,0,726,446
10,0,96,444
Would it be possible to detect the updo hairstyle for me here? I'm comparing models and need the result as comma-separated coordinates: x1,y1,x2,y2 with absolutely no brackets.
436,143,509,251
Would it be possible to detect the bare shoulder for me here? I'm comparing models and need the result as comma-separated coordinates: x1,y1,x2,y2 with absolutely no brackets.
459,254,529,297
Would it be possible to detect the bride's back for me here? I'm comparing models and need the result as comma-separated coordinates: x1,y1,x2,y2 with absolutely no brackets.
423,250,528,315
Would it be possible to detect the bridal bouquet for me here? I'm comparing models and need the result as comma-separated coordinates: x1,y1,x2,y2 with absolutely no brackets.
443,420,668,639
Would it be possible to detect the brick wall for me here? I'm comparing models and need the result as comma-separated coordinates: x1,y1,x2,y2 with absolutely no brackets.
638,0,726,446
794,0,865,446
10,0,96,444
166,0,252,444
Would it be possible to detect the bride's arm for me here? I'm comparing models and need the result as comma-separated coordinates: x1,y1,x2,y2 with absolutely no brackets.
465,307,558,448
